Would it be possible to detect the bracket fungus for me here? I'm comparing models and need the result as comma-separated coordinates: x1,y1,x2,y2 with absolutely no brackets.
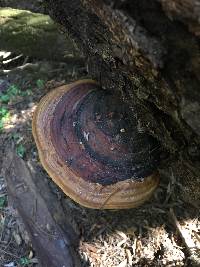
32,80,160,209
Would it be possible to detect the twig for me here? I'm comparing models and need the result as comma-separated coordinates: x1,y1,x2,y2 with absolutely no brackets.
170,208,194,252
169,208,200,265
2,54,23,65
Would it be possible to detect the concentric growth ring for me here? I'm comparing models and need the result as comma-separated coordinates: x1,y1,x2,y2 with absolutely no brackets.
32,80,160,209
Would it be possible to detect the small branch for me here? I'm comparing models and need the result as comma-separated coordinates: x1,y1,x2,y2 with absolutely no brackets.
169,208,200,266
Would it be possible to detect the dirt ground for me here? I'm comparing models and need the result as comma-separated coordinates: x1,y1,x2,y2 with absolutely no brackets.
0,2,200,267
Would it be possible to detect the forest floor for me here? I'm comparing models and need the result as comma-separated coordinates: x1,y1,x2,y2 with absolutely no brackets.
0,2,200,267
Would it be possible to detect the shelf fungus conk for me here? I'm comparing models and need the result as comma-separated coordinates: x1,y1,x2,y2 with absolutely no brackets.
32,80,160,209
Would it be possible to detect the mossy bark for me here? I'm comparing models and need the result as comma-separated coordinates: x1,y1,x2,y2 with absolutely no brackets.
0,8,81,61
44,0,200,205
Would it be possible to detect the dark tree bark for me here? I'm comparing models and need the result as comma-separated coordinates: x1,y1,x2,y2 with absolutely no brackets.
158,0,200,37
43,0,200,206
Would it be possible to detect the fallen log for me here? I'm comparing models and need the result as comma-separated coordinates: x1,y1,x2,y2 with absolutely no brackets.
3,149,81,267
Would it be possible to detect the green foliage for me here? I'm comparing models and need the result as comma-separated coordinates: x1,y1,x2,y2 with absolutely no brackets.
0,94,10,103
0,83,33,132
16,144,26,158
12,132,21,141
12,132,26,159
19,89,32,97
0,120,3,131
0,196,6,208
0,84,33,104
36,79,45,89
18,257,31,266
0,107,9,116
0,107,10,132
8,84,20,96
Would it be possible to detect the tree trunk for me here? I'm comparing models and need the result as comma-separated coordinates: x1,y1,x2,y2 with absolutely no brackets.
44,0,200,205
0,8,81,61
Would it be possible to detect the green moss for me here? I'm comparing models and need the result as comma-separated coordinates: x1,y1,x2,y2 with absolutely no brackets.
0,7,77,61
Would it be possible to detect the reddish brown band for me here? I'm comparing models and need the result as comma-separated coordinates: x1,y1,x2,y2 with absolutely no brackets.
32,80,159,209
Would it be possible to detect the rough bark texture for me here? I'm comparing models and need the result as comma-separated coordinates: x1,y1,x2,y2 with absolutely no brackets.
158,0,200,37
0,8,81,61
43,0,200,205
3,150,81,267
